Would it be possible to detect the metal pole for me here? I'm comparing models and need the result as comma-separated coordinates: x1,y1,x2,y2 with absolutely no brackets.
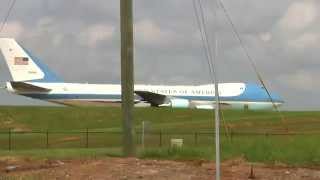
8,128,11,151
213,39,220,180
86,128,89,148
142,121,145,149
213,0,220,179
159,131,162,147
120,0,135,156
46,130,49,149
195,132,198,146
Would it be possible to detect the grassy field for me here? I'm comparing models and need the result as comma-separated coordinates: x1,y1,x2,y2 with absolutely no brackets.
0,106,320,165
1,106,319,132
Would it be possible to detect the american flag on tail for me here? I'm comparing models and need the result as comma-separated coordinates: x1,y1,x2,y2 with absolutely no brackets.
14,57,29,65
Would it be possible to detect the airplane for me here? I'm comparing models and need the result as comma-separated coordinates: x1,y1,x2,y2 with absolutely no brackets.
0,38,283,110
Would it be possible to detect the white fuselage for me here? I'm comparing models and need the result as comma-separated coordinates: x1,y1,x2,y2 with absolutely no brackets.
6,82,283,110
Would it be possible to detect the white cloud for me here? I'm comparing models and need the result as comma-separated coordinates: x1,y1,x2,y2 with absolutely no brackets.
52,34,64,46
260,32,272,42
279,1,317,32
78,24,115,47
289,32,320,49
278,70,318,92
37,16,55,28
135,19,176,46
0,21,24,39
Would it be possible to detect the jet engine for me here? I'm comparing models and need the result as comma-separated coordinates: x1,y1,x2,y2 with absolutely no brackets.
170,99,190,108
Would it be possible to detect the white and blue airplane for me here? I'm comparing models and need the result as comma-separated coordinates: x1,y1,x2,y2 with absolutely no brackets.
0,38,283,110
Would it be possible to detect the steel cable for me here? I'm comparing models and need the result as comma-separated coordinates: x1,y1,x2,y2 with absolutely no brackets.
0,0,17,34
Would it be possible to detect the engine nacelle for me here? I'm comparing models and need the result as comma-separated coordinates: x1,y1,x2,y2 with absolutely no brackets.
170,99,190,108
196,105,214,110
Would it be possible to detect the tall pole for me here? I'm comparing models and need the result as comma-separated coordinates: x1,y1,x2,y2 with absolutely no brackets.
120,0,135,156
213,0,220,179
213,39,220,180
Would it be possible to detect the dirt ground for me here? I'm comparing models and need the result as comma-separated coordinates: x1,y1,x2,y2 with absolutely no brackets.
1,157,320,180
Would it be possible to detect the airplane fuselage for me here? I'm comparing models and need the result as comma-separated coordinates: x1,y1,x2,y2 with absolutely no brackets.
6,82,283,110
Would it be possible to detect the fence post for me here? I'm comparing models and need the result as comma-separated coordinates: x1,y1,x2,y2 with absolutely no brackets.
230,129,233,142
159,131,162,147
46,130,49,149
8,128,12,151
141,121,145,149
86,128,89,148
194,132,198,146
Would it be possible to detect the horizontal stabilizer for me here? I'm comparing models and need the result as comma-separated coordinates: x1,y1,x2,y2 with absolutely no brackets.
10,82,51,92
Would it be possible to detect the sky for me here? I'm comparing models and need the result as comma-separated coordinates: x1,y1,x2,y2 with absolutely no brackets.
0,0,319,110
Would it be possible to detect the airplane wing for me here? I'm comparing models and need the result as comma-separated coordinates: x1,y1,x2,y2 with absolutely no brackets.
135,91,169,106
135,90,233,109
10,82,51,92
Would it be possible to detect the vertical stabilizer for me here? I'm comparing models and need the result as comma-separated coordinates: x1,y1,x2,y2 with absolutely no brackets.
0,38,62,82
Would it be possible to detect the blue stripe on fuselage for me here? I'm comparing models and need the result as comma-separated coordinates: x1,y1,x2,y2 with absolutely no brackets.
20,90,282,103
18,83,283,103
20,94,122,100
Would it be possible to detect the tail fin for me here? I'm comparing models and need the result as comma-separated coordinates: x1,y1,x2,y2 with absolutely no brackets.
0,38,62,82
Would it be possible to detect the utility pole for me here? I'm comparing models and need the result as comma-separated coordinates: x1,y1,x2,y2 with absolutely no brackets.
213,39,220,180
120,0,135,156
213,0,221,179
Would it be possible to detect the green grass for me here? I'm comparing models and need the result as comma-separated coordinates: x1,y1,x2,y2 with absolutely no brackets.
139,135,320,166
0,148,122,160
1,106,320,133
1,106,320,165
